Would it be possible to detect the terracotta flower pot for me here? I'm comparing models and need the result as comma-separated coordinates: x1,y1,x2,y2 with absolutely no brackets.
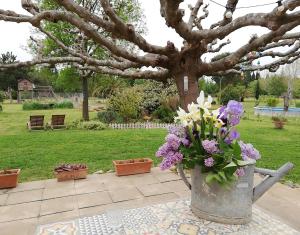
273,121,285,129
113,158,153,176
54,168,88,182
0,169,21,189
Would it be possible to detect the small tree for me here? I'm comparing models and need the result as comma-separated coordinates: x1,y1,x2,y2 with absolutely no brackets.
255,80,260,101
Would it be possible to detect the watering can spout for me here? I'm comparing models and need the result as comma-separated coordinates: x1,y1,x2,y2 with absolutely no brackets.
252,162,294,202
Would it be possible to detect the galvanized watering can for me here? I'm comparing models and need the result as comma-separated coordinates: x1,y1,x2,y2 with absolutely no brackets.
178,162,294,224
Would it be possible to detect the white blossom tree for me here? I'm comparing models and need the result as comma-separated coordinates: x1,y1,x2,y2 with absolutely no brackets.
1,0,300,109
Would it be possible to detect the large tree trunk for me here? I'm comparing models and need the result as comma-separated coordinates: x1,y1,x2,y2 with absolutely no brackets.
175,72,200,111
82,76,89,121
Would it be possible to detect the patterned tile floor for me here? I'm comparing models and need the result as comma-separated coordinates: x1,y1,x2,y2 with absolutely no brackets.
36,199,299,235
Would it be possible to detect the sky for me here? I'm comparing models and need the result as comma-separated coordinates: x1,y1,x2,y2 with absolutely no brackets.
0,0,296,65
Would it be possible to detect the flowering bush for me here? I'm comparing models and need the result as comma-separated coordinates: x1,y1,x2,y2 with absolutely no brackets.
156,91,260,185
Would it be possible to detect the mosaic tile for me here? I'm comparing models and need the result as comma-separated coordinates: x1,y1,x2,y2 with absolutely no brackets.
36,199,300,235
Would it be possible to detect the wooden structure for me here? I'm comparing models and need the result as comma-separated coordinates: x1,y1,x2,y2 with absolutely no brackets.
48,115,66,129
27,115,45,130
17,79,34,102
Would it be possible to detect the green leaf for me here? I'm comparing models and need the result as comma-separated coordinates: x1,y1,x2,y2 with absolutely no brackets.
205,172,216,184
224,162,237,168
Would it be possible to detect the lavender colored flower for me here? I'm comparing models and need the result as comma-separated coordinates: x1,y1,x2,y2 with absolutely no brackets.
155,143,170,158
160,151,183,170
204,157,214,167
202,139,219,154
225,129,240,144
239,141,261,161
181,138,190,147
168,126,186,137
236,168,245,177
226,101,244,126
165,134,181,150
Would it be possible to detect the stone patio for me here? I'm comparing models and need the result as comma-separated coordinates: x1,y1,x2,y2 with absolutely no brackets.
0,167,299,235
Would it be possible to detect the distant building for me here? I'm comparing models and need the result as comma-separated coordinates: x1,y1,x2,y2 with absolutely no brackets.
18,79,34,91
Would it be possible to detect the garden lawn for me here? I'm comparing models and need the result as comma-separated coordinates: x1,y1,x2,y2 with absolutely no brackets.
0,101,299,183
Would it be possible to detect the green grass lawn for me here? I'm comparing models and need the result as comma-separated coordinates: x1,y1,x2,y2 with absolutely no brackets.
0,101,299,183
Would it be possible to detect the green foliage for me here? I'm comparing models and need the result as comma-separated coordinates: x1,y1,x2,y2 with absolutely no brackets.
108,87,143,121
0,52,31,91
53,101,74,109
0,104,2,112
255,80,260,100
266,75,287,96
78,121,107,130
220,85,242,105
198,79,218,96
295,102,300,108
0,91,6,102
153,106,175,123
97,110,123,123
23,101,74,110
266,96,279,107
55,67,81,92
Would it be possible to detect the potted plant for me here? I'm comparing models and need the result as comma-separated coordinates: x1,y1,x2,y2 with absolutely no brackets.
156,91,293,225
0,169,21,189
113,158,153,176
54,164,88,182
272,116,287,129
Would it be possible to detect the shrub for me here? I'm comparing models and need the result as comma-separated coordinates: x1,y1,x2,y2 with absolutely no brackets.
79,121,107,130
53,101,74,109
266,97,279,107
23,100,73,110
153,105,175,123
108,88,142,122
295,102,300,108
0,91,6,103
23,102,51,110
0,104,2,112
220,85,242,105
97,110,123,123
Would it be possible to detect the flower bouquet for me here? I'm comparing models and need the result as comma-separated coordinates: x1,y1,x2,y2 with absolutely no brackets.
156,91,260,186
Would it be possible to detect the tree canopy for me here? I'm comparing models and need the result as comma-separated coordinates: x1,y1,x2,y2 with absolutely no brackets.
1,0,300,108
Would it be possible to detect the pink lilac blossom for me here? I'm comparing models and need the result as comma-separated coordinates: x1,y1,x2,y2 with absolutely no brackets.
238,141,261,161
236,168,246,177
204,157,214,167
155,143,170,158
226,101,244,126
202,140,219,154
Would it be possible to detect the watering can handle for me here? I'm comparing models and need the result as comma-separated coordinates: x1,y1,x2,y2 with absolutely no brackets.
252,162,294,202
177,164,192,190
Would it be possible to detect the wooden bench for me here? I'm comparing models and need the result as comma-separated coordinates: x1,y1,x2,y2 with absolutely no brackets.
27,115,45,130
49,115,66,129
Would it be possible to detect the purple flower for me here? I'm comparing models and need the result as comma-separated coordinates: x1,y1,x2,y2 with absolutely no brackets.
181,138,190,147
225,130,240,144
204,157,214,167
226,101,244,126
239,141,261,161
236,168,245,177
165,134,181,150
160,151,183,170
202,140,219,154
168,126,186,137
155,143,170,158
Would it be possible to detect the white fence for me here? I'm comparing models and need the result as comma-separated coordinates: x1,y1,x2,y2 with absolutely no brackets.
108,122,181,129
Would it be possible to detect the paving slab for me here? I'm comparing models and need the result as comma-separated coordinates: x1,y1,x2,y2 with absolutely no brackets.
38,209,80,225
7,180,45,193
43,186,76,199
74,179,107,195
0,201,41,223
0,218,38,235
137,182,175,196
109,186,143,202
76,191,112,209
0,193,8,206
7,189,43,205
126,173,160,186
44,178,74,189
40,196,76,216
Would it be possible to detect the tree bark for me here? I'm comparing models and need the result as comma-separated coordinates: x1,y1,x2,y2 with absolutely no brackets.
175,72,200,111
82,76,89,121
